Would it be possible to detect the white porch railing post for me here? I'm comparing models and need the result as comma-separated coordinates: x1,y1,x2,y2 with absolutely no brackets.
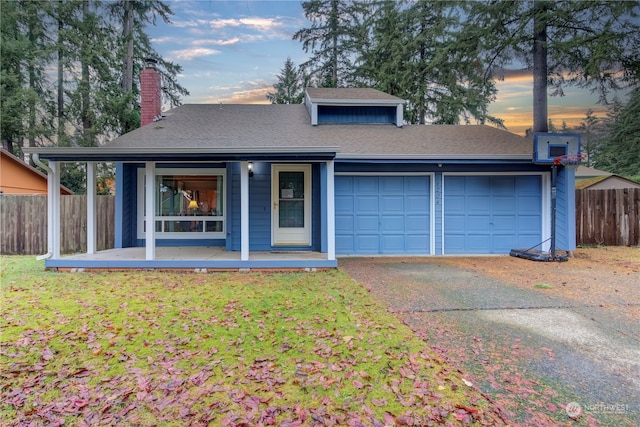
86,162,97,254
327,160,335,261
145,162,155,260
240,161,250,261
51,161,61,259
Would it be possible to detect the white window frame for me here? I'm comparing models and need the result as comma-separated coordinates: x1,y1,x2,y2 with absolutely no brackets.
137,167,226,240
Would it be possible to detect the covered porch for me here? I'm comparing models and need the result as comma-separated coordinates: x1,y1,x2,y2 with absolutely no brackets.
45,246,335,271
25,146,339,271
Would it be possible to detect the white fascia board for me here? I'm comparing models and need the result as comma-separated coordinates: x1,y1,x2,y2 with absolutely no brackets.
310,98,405,106
24,146,341,156
335,153,532,161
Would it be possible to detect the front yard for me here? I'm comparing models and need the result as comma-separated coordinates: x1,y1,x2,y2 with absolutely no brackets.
1,256,502,426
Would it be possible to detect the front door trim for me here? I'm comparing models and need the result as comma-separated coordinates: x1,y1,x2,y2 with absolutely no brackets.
272,164,312,246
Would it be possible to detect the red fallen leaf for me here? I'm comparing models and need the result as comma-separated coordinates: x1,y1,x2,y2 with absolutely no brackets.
41,347,54,361
353,380,365,389
384,412,396,425
455,404,478,414
371,398,387,407
73,399,89,409
452,412,468,421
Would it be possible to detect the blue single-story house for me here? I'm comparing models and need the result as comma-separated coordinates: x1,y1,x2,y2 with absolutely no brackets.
25,65,577,271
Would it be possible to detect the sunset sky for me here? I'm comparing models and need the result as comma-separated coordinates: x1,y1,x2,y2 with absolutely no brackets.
147,0,627,136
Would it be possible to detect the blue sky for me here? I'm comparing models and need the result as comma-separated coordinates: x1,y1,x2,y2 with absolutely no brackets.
147,0,620,135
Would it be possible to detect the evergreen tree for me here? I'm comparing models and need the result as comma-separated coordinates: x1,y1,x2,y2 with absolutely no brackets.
577,109,606,167
466,0,640,133
0,0,29,155
293,0,367,87
266,58,306,104
355,0,500,125
595,89,640,176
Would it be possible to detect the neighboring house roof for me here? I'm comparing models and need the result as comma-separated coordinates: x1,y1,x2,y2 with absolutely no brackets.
0,148,73,195
576,174,640,190
31,104,530,162
575,165,612,178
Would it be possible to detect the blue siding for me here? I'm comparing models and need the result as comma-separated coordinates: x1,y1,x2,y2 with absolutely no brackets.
434,172,443,255
118,163,141,248
229,162,320,252
444,175,542,254
318,106,396,124
555,166,576,251
336,176,431,254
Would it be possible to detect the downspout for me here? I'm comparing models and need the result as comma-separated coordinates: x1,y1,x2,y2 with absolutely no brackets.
32,153,53,260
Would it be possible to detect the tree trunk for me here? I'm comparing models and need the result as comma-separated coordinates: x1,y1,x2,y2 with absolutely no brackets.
122,0,134,94
80,0,93,146
57,8,65,146
533,1,549,134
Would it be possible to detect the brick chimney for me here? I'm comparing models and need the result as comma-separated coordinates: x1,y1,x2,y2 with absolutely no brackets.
140,59,161,126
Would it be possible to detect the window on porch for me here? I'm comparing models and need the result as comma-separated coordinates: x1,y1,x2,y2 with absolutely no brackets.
137,168,225,239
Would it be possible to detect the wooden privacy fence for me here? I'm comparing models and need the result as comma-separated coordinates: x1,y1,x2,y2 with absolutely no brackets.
1,195,115,255
576,188,640,247
2,191,638,255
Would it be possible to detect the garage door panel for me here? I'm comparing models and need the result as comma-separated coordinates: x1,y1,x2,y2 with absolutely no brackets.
445,175,542,254
356,195,378,212
381,216,404,232
335,215,354,232
518,195,541,211
406,177,429,192
335,195,354,212
406,195,429,212
356,235,379,253
467,176,491,192
356,177,378,193
493,215,516,231
407,215,429,230
407,234,429,252
356,216,378,232
468,195,491,209
336,175,431,254
380,195,404,212
468,215,491,231
381,235,404,253
494,196,516,211
336,235,354,253
381,177,404,193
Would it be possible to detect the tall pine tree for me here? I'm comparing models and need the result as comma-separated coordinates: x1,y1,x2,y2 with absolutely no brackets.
465,0,640,133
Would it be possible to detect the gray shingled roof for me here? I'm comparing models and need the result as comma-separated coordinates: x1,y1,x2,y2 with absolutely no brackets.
306,87,404,102
103,104,531,160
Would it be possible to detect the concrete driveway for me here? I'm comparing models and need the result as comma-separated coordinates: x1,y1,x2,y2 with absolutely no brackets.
340,257,640,426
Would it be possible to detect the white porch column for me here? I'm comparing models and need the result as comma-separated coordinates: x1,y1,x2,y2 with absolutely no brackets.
145,162,155,260
326,160,335,260
86,162,97,254
240,161,250,261
51,161,61,259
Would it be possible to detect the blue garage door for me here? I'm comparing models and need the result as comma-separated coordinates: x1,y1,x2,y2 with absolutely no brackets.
444,175,542,254
335,176,430,254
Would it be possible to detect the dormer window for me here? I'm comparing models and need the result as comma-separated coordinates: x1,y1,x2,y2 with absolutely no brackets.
304,88,405,127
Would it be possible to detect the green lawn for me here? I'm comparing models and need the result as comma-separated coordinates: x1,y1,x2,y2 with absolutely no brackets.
1,256,499,426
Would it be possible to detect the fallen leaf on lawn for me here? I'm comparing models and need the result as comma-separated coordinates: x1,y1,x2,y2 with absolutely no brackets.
462,378,473,387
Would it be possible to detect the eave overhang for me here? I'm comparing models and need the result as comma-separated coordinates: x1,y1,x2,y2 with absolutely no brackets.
23,146,340,162
335,154,535,163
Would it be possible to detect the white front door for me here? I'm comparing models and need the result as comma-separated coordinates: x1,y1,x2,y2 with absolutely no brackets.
272,164,311,246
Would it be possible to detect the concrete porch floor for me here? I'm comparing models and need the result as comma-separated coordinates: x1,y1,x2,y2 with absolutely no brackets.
46,246,335,271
